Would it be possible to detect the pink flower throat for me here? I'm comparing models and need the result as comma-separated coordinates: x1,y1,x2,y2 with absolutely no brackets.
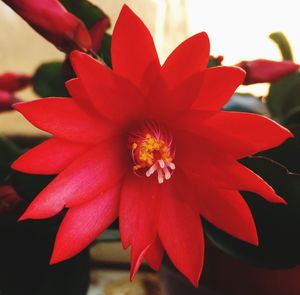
129,121,175,184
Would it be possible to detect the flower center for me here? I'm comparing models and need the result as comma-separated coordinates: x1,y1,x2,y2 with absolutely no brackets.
129,121,175,184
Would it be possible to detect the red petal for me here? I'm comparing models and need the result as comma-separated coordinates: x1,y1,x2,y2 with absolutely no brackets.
192,66,245,110
50,185,120,264
144,237,164,271
173,113,266,159
119,173,161,280
158,184,204,287
223,162,286,204
175,130,232,185
2,0,92,52
12,137,89,174
14,98,116,143
111,5,160,92
65,78,88,106
198,188,258,245
202,111,293,155
70,51,145,124
148,73,204,120
89,17,109,53
19,137,127,220
161,32,210,87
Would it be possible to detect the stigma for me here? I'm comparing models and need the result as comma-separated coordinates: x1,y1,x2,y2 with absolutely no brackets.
129,121,175,184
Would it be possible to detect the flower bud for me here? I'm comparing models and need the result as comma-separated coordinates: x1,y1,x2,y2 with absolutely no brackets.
237,59,299,85
0,72,31,92
2,0,92,52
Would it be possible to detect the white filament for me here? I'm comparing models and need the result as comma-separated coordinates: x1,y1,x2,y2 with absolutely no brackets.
146,160,176,184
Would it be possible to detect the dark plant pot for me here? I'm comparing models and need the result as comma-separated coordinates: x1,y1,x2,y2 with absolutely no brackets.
161,244,300,295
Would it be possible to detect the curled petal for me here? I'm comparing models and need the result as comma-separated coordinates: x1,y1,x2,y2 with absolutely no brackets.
50,185,120,264
12,137,89,175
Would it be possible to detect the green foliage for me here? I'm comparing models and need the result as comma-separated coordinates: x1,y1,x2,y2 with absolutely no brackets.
267,72,300,123
269,32,294,61
33,62,69,97
100,33,112,68
60,0,108,29
207,56,222,68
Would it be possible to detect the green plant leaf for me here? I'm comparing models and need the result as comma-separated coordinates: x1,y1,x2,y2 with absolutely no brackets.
33,62,69,97
269,32,294,61
267,71,300,122
60,0,108,29
207,56,222,68
99,33,112,68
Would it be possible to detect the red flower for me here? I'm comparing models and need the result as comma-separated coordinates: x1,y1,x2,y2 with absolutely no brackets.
2,0,92,52
0,72,31,92
12,6,292,286
0,72,30,112
0,91,16,112
89,17,110,53
237,59,299,85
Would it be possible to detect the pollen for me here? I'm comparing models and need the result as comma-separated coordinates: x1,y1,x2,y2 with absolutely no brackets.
129,121,175,184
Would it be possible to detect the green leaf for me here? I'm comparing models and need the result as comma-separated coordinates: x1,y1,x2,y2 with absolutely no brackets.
99,33,112,68
207,56,222,68
269,32,294,61
0,137,21,184
204,154,300,268
266,71,300,122
33,62,69,97
60,0,108,29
